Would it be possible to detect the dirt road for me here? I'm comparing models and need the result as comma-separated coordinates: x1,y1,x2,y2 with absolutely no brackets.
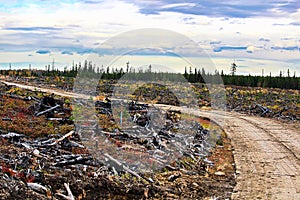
160,106,300,199
1,80,300,199
224,114,300,200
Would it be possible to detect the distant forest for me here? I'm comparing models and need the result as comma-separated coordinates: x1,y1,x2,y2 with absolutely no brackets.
0,60,299,90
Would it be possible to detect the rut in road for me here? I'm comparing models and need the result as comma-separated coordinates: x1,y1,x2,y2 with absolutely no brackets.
223,114,300,200
1,80,300,199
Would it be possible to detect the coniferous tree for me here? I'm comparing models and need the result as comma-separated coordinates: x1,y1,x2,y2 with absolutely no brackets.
230,62,237,76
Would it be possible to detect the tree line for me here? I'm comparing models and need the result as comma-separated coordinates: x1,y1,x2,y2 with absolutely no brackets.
0,61,299,90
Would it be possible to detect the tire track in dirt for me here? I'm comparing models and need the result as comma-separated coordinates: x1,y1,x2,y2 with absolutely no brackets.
221,113,300,200
1,80,299,199
177,108,299,199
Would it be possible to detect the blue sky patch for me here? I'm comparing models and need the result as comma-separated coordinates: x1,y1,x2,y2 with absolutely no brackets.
36,50,51,54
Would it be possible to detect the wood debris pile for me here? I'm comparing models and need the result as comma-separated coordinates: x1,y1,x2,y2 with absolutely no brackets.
0,81,236,199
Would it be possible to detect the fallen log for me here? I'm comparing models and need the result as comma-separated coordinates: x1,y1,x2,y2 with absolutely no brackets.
54,155,93,167
47,130,75,146
47,118,63,121
0,132,25,142
0,92,32,101
35,104,60,117
104,153,142,180
27,182,50,196
56,183,75,200
254,103,271,116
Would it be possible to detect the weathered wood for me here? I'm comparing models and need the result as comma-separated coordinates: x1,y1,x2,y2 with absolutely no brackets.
53,154,93,167
56,183,75,200
48,130,75,146
255,103,271,115
104,153,142,179
27,182,50,195
47,118,64,121
35,104,60,117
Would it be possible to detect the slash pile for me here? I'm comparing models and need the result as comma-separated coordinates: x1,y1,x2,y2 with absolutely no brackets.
0,82,236,199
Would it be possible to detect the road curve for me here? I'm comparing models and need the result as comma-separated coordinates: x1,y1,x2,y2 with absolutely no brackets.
159,106,300,199
1,80,300,199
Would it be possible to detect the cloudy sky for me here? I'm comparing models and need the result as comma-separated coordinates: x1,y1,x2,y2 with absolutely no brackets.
0,0,300,76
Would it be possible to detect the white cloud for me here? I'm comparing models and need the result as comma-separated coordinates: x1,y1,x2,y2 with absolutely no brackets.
0,0,299,75
160,3,196,9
